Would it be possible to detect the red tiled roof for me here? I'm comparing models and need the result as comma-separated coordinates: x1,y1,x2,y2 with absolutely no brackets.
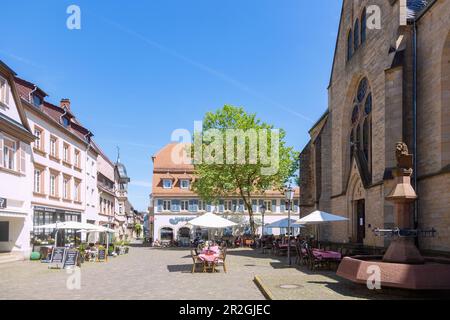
14,76,94,144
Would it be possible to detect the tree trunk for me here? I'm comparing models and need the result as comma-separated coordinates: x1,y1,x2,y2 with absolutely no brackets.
245,201,256,237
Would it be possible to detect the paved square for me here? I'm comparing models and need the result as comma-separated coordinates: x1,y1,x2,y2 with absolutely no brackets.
0,247,444,300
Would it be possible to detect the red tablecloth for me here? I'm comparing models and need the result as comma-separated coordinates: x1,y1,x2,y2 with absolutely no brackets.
201,246,220,254
199,253,219,263
313,250,341,260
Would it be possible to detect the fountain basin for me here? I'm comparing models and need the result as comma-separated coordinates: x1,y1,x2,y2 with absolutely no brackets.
337,256,450,290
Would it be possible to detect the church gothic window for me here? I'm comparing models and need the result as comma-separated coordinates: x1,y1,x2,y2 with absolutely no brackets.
361,9,367,44
354,19,360,51
347,30,353,61
349,78,372,172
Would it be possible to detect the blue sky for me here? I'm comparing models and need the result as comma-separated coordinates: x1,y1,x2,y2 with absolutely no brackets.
2,0,341,211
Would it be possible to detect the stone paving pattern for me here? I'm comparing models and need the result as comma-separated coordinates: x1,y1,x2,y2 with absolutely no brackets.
0,247,447,300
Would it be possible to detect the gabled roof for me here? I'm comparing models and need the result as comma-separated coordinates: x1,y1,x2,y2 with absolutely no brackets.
14,76,95,147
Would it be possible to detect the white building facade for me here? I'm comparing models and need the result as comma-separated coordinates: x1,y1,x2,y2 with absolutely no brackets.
149,143,300,245
15,77,99,247
0,61,35,258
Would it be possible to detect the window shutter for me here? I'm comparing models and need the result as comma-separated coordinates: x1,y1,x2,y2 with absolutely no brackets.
0,133,3,166
272,200,277,213
19,142,26,173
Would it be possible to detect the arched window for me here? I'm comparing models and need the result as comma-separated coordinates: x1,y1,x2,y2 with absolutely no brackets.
349,78,372,172
354,19,360,51
361,9,367,44
347,30,353,61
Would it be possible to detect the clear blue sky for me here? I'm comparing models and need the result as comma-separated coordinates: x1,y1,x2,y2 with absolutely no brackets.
2,0,341,211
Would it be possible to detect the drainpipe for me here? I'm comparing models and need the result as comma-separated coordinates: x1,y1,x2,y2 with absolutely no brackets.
29,86,38,104
412,21,419,246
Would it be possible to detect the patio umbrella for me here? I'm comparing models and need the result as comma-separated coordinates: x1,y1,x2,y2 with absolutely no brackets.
295,211,348,243
188,212,237,229
295,211,348,225
265,218,304,236
35,221,101,247
77,226,116,254
188,213,237,241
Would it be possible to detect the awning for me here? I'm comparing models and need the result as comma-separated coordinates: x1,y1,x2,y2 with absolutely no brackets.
0,210,27,219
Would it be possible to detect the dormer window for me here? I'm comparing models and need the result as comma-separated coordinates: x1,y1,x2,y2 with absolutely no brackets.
163,179,172,189
32,94,43,107
62,116,70,128
180,179,190,189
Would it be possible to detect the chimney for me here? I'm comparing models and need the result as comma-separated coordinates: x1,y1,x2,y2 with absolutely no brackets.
60,98,71,111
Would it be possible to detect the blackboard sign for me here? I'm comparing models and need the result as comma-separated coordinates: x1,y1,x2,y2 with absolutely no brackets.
50,247,66,264
97,249,107,262
63,249,79,269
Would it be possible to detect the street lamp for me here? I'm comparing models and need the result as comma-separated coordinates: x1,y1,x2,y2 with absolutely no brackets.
285,185,295,266
260,204,266,246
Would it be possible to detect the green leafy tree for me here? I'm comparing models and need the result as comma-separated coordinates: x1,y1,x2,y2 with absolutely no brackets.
134,223,142,238
192,105,298,236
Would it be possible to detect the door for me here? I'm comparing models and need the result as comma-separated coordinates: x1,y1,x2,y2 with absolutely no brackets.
0,221,9,242
356,200,365,244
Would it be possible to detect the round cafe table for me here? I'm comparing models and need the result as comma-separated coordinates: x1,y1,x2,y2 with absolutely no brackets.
199,253,219,272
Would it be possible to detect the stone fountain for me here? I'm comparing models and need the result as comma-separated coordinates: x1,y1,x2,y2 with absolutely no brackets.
337,142,450,290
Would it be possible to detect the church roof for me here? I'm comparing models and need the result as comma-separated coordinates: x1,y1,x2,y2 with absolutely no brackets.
116,162,130,180
407,0,433,19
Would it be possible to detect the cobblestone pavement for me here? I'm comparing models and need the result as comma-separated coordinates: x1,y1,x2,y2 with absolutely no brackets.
0,247,444,300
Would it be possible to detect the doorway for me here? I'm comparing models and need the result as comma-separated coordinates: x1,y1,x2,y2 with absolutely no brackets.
356,199,365,244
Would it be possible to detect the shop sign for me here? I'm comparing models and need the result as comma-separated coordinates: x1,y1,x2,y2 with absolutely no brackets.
169,217,194,225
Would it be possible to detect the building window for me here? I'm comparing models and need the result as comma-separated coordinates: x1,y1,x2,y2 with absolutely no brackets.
63,176,71,200
198,200,205,211
2,137,16,170
264,200,272,212
180,179,190,189
349,77,373,173
181,200,189,211
74,149,81,168
74,179,81,202
49,173,59,197
163,200,171,211
354,19,360,51
32,94,43,107
34,127,44,151
63,143,70,164
50,136,58,159
62,116,70,128
0,76,10,106
361,9,367,44
34,169,43,193
224,200,232,212
163,179,172,189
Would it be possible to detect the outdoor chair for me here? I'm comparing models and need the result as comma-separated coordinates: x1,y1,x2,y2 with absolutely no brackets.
191,249,204,273
216,247,227,273
274,241,287,256
262,241,273,254
306,246,324,271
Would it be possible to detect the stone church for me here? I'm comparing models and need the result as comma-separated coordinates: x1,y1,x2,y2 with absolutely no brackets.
300,0,450,254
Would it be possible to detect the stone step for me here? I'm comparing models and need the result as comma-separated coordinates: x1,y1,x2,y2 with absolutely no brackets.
0,253,24,265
